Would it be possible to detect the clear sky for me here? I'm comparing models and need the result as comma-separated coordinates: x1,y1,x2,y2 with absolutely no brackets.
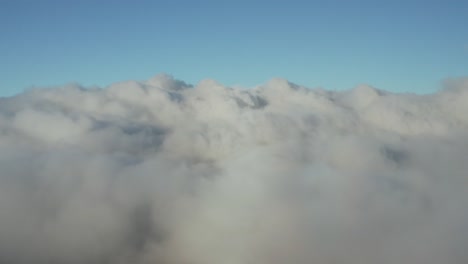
1,0,467,96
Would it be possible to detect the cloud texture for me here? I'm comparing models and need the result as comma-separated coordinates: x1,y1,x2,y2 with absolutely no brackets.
1,74,468,264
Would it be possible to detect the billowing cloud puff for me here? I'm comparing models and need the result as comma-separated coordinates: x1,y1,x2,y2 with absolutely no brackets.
0,74,467,264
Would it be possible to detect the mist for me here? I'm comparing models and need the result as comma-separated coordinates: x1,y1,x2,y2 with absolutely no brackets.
0,74,467,264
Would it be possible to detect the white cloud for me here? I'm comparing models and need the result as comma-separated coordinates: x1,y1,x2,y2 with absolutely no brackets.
0,74,467,263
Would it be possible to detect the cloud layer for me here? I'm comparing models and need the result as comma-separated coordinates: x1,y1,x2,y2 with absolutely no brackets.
1,74,468,264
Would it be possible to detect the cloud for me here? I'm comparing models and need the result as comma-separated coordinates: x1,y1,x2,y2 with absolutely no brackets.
0,74,467,263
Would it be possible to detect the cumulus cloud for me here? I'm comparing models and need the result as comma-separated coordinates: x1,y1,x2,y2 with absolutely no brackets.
0,73,467,264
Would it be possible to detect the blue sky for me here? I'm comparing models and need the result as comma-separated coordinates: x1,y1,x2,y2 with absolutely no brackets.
1,0,467,96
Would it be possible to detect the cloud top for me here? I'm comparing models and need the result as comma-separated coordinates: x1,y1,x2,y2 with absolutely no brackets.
1,75,468,264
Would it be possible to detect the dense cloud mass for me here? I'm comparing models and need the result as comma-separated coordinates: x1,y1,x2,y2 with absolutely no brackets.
1,74,468,264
